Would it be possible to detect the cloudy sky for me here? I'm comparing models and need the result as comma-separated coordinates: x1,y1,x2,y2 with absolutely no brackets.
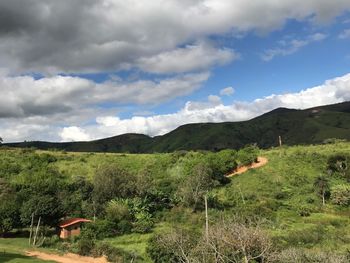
1,0,350,142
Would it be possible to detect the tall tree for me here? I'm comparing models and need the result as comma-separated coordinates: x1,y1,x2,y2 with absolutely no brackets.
314,176,330,206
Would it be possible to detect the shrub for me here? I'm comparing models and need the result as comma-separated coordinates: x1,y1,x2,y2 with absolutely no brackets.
297,205,312,217
331,184,350,206
236,145,259,166
93,242,136,263
77,235,96,256
275,248,348,263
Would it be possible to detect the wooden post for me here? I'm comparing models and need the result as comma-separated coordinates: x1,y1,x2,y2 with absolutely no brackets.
33,217,41,246
279,135,282,147
29,213,34,245
93,201,96,222
279,135,283,157
204,194,209,243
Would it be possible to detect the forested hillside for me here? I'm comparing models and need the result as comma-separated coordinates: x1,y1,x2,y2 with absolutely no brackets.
4,101,350,153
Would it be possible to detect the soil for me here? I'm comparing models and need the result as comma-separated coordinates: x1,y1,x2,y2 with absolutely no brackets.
226,157,268,177
26,251,108,263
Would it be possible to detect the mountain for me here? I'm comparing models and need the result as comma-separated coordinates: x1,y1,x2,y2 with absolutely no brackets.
3,101,350,153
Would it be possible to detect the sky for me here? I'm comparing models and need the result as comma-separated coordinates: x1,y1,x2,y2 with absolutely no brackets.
0,0,350,142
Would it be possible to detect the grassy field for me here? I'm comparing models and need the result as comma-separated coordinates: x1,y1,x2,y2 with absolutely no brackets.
0,142,349,262
0,238,54,263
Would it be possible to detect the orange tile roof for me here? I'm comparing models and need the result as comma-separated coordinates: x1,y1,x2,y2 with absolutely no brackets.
58,218,92,228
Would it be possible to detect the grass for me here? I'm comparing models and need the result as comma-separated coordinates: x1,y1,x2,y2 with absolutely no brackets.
215,142,350,252
0,239,54,263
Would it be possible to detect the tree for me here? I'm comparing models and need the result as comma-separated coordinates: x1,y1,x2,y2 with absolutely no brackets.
147,228,199,263
93,165,137,205
0,179,19,236
0,137,2,144
147,218,274,263
314,176,330,206
17,167,66,227
201,219,274,263
178,163,214,210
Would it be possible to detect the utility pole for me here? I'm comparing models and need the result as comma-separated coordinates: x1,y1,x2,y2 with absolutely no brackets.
204,193,209,243
29,213,34,245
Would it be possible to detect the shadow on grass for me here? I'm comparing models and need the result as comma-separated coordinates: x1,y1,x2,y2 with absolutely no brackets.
0,251,49,263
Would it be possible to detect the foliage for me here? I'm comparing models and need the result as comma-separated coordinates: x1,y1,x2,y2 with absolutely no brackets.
1,142,350,261
177,163,214,210
93,165,137,205
236,144,259,166
330,184,350,206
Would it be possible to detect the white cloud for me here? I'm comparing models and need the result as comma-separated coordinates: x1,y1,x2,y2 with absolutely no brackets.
220,87,235,96
57,73,350,141
0,71,210,118
261,33,327,61
1,73,349,142
136,43,237,74
0,1,349,74
338,29,350,39
60,127,91,142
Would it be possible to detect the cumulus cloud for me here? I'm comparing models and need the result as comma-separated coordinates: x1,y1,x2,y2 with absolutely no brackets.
60,127,91,142
54,73,350,141
136,43,237,74
0,0,349,73
1,73,349,142
0,71,209,118
261,33,327,61
220,87,235,96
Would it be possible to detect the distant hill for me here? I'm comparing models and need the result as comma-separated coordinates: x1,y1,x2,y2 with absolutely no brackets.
3,101,350,153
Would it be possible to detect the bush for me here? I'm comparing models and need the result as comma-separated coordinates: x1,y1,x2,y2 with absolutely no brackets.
297,205,312,217
236,145,259,166
77,235,96,256
93,242,136,263
81,220,115,239
275,248,348,263
331,184,350,206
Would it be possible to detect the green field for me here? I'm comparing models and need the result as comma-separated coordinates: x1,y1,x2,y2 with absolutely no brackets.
0,142,349,262
0,238,55,263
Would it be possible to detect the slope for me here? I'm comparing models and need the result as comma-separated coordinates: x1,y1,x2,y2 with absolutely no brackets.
3,101,350,153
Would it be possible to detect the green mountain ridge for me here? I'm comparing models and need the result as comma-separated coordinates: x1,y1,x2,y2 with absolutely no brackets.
3,101,350,153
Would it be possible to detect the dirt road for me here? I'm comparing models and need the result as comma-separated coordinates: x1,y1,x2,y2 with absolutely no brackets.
226,157,268,177
26,251,108,263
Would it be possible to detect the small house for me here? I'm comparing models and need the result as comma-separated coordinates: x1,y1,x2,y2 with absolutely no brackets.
58,218,91,239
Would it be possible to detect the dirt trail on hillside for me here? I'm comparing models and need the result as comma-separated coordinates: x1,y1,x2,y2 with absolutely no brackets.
226,157,268,177
26,251,108,263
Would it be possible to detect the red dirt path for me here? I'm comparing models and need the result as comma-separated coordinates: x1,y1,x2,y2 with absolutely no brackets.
26,251,108,263
226,157,268,177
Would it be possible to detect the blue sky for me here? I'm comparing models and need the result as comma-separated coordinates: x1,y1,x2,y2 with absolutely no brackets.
0,1,349,142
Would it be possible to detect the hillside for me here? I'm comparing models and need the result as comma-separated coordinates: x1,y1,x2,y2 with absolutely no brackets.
3,101,350,153
0,142,349,262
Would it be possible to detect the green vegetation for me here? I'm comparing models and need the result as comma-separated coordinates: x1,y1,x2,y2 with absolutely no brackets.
0,238,54,262
3,101,350,153
0,141,350,262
